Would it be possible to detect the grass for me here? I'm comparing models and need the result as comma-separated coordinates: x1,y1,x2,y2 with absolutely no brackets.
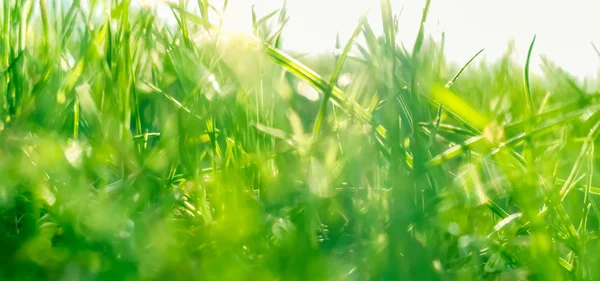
1,0,600,280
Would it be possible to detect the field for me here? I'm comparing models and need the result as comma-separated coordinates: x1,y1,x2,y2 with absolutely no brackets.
2,0,600,280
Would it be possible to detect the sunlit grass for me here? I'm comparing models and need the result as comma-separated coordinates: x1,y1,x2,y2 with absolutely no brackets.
1,0,600,280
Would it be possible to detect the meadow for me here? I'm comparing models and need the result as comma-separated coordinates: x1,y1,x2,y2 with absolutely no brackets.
1,0,600,280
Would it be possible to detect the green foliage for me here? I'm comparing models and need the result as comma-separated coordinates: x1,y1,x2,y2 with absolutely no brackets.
1,0,600,280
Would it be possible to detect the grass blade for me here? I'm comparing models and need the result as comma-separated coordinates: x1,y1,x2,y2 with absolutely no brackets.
445,49,484,88
313,13,365,139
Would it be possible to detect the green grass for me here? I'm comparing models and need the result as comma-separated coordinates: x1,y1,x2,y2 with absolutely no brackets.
1,0,600,280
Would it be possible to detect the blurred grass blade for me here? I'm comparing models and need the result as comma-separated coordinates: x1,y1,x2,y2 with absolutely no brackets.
559,120,600,200
445,49,484,88
592,42,600,58
313,13,365,139
412,0,431,60
524,35,537,117
380,0,395,52
431,85,490,131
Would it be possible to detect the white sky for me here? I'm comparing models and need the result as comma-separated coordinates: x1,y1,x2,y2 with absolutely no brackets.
153,0,600,78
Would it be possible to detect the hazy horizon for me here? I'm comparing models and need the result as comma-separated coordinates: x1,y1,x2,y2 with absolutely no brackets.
145,0,600,79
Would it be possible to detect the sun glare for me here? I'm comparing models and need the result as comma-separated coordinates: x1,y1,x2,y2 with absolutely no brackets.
148,0,600,77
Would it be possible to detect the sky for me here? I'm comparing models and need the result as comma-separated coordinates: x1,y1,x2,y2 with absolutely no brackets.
150,0,600,78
